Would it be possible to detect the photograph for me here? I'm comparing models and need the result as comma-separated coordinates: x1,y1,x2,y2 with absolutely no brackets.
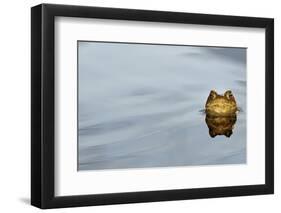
78,41,247,171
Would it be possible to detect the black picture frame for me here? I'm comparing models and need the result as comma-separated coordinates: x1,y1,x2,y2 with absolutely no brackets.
31,3,274,209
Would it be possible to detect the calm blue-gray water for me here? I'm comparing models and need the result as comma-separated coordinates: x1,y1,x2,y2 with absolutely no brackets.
78,41,246,171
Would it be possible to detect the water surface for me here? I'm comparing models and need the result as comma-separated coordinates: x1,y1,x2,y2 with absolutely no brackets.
78,41,247,171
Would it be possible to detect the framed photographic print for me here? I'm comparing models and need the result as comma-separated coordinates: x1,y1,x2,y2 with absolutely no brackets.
31,3,274,209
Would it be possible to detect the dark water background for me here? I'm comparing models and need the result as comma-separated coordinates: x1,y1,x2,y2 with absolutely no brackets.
78,42,247,171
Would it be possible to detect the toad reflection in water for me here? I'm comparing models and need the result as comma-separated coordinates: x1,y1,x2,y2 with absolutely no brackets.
205,90,238,138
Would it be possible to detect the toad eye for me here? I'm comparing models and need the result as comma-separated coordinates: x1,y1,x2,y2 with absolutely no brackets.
210,94,216,99
226,93,233,99
224,90,233,99
209,90,217,99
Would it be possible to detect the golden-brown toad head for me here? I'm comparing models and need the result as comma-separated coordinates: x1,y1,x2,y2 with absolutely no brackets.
205,90,238,116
